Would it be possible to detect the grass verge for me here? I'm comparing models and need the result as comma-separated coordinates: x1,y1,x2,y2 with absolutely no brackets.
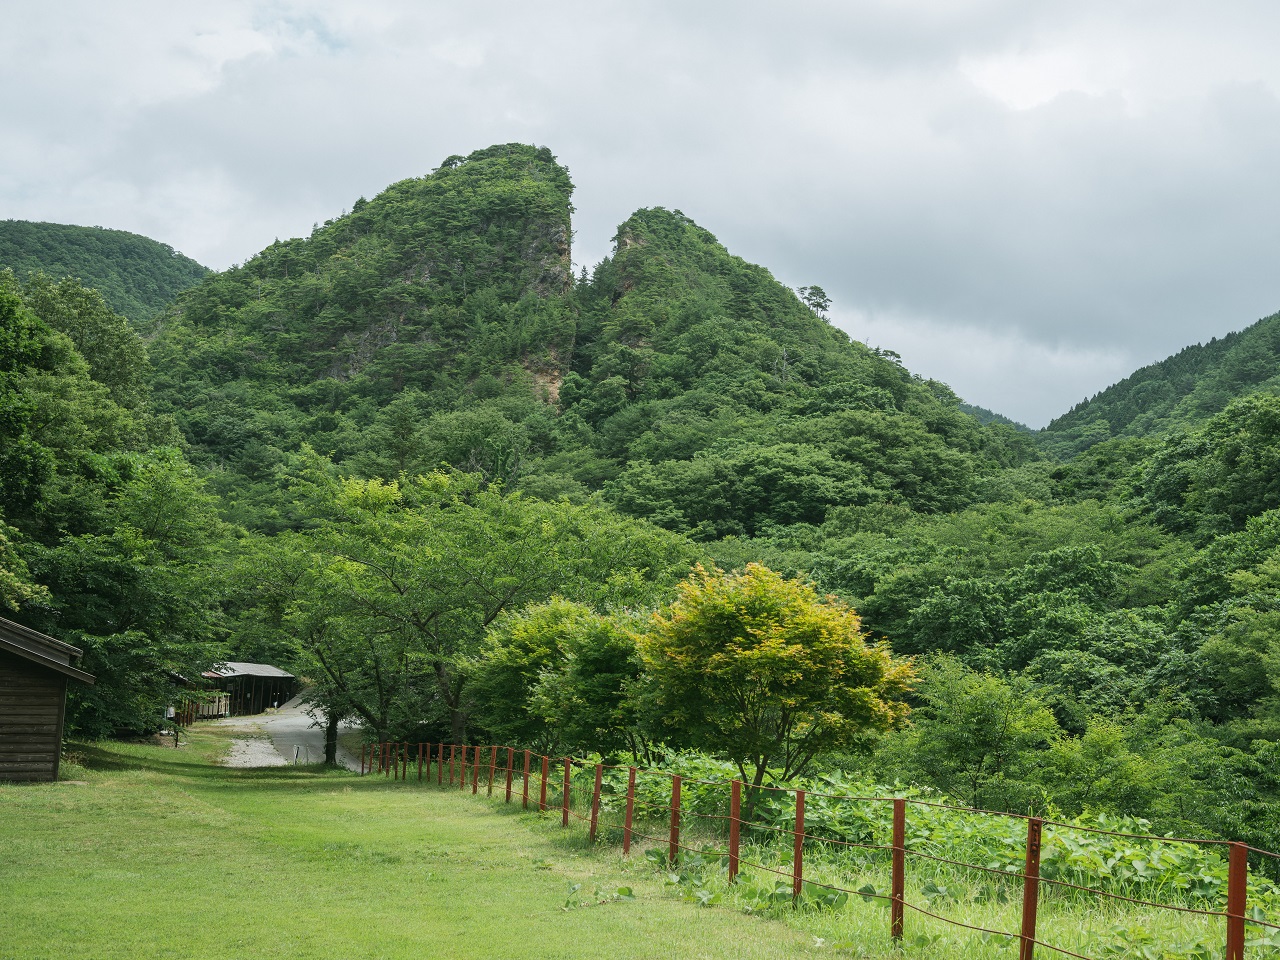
0,727,820,960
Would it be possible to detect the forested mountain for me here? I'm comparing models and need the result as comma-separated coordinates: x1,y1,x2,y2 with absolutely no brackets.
6,142,1280,858
0,220,208,324
958,402,1030,431
145,143,1038,535
1040,310,1280,457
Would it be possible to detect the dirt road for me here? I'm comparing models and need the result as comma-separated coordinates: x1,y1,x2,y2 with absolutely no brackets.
216,694,362,770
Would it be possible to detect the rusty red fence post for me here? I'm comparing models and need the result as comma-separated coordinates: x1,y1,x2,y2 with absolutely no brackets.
669,775,682,864
401,743,408,780
448,745,456,786
623,767,637,855
539,755,549,810
384,742,391,778
793,789,805,902
437,743,444,785
505,747,514,802
522,750,531,808
891,798,906,942
1019,817,1043,960
487,745,498,796
729,780,741,882
1226,842,1248,960
562,758,572,827
472,746,480,794
589,763,603,842
417,743,424,781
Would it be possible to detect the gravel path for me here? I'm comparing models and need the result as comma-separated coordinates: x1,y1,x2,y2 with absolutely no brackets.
222,735,288,767
214,694,362,770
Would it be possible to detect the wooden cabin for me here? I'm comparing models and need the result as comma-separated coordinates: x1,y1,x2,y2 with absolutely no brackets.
0,616,95,781
201,662,296,716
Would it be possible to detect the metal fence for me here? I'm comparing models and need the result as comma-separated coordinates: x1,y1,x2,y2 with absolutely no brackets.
361,741,1279,960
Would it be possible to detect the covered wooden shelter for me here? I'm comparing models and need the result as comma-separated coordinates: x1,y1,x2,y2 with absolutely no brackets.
0,616,95,781
201,662,296,716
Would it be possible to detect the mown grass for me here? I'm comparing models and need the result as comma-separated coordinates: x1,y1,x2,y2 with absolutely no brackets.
1,730,1251,960
0,729,818,960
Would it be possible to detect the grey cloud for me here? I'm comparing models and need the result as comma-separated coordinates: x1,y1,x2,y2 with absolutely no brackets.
5,1,1280,425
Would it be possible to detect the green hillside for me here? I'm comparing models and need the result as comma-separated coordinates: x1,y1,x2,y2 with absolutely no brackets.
0,219,208,324
1040,310,1280,457
146,144,1036,535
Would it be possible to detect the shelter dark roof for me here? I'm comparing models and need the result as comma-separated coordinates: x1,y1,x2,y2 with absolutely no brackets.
202,662,294,680
0,616,95,684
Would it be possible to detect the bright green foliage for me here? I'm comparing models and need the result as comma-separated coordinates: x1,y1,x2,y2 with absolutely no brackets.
0,282,62,515
20,449,228,737
885,657,1061,809
236,467,699,742
1138,394,1280,539
470,598,647,758
639,563,913,786
19,272,150,408
0,520,47,611
0,220,208,324
0,272,218,736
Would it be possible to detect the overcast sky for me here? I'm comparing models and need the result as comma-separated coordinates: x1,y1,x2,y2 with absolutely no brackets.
5,2,1280,426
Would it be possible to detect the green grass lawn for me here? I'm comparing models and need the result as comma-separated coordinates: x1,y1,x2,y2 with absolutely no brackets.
0,727,820,960
1,728,1237,960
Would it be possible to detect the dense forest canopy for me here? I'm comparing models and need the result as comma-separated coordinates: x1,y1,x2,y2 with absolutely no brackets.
4,142,1280,858
0,220,208,325
1040,310,1280,458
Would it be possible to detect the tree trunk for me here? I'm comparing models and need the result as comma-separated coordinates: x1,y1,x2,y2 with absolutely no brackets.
325,709,339,766
434,660,467,742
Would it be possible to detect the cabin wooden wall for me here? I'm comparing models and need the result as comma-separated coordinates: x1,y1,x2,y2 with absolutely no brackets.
0,649,68,781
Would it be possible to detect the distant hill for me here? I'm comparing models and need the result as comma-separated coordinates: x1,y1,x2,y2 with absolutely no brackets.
145,143,1038,536
0,220,208,324
1040,310,1280,457
958,402,1030,432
